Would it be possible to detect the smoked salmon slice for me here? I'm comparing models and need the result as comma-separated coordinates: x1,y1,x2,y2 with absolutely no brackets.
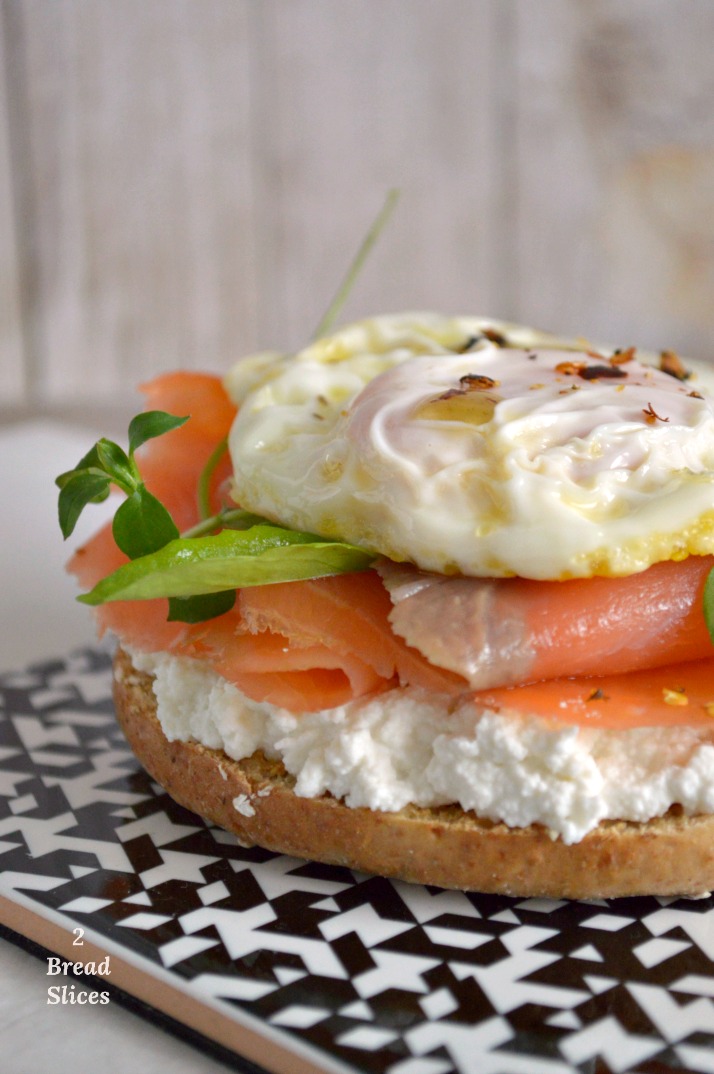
474,659,714,729
137,372,237,527
239,571,465,694
378,556,714,690
181,607,385,710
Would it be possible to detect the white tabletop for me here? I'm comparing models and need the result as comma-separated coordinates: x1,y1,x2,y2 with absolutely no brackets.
0,421,231,1074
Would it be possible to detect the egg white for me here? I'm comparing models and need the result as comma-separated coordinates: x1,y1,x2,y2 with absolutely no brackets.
224,313,714,580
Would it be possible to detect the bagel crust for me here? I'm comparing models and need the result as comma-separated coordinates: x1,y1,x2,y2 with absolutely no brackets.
113,648,714,900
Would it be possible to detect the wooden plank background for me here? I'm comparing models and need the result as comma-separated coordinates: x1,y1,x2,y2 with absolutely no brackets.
2,0,714,420
0,6,24,405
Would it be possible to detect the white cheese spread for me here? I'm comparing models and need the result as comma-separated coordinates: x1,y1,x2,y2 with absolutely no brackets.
126,650,714,845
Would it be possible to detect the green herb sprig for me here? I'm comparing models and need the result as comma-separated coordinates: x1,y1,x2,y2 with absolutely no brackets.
78,527,375,608
56,411,188,554
57,411,374,623
311,188,400,341
55,410,239,621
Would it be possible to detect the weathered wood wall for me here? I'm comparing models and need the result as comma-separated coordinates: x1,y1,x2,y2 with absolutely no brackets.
2,0,714,418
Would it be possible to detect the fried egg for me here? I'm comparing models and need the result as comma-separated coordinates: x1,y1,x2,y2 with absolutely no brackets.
224,313,714,580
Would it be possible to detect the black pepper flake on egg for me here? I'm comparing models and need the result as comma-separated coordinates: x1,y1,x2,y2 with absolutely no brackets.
459,373,500,390
609,346,636,366
455,335,482,353
555,360,587,376
643,402,669,424
482,327,508,346
435,373,501,403
454,327,508,352
586,688,608,701
579,364,628,381
660,349,691,381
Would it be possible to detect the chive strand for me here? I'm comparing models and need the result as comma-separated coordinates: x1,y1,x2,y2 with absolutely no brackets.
197,436,228,520
182,508,262,540
311,189,401,341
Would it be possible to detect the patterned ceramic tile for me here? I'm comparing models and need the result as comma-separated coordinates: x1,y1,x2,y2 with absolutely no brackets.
1,651,713,1074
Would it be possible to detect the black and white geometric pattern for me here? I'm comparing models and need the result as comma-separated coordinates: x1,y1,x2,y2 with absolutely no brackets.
1,650,714,1074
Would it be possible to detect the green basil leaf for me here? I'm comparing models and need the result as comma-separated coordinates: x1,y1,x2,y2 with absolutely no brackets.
78,526,375,605
56,444,106,489
55,463,107,491
183,507,271,539
58,471,111,539
704,568,714,645
74,443,104,471
95,438,136,492
167,590,236,623
112,486,179,560
128,411,189,456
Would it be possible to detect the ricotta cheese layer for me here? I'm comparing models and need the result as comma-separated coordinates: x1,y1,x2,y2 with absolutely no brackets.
126,651,714,845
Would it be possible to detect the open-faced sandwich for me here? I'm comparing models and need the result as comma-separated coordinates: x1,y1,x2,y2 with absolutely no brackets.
58,313,714,899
